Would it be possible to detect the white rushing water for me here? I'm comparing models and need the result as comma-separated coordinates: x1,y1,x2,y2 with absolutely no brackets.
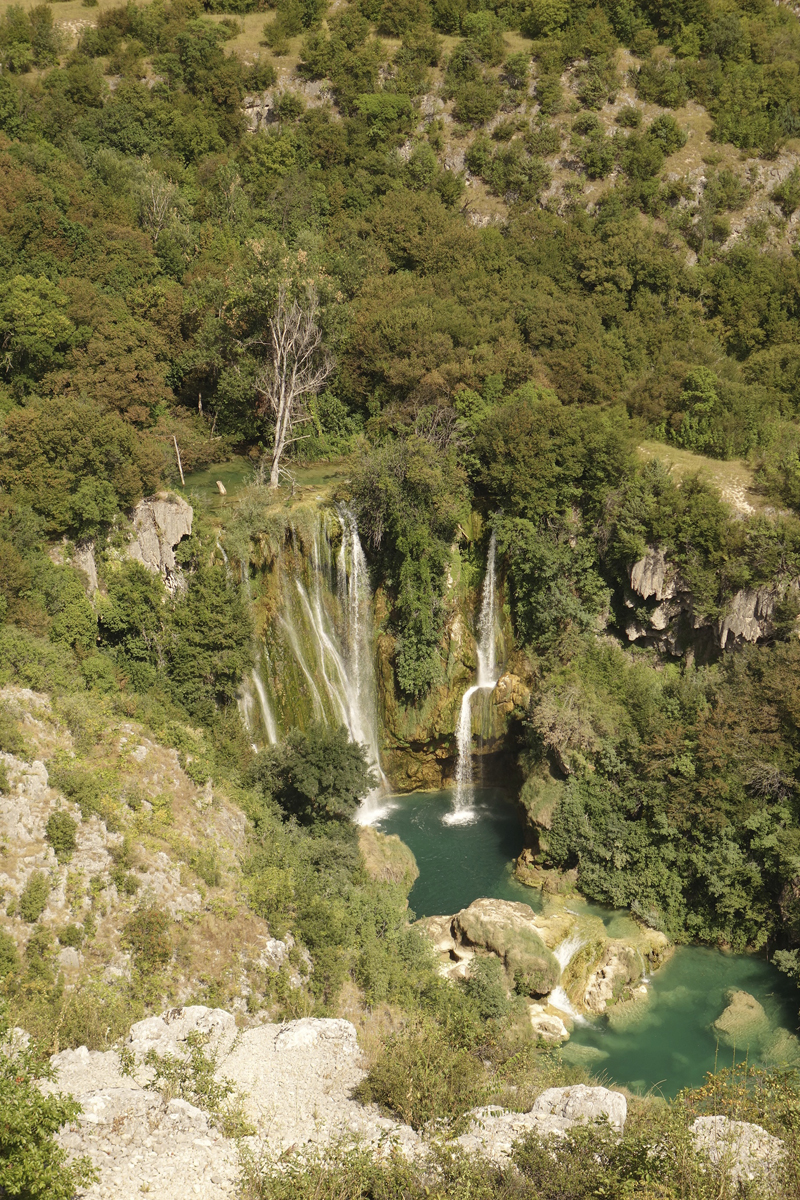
446,533,500,824
237,504,389,821
548,932,589,1025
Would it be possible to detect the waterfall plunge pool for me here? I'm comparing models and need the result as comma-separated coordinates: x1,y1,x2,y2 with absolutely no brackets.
377,788,800,1096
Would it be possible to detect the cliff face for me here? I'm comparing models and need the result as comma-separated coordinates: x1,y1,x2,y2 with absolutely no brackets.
126,493,194,595
622,545,796,656
375,580,524,793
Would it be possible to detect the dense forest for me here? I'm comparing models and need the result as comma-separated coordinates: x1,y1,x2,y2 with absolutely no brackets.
5,0,800,1066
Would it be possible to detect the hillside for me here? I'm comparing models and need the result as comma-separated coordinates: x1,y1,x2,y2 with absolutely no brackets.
6,0,800,1194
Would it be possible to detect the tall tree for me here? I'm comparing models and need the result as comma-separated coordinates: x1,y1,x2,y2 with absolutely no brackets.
253,287,334,488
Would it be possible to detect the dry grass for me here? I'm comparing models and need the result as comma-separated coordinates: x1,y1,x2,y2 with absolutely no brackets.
637,439,764,514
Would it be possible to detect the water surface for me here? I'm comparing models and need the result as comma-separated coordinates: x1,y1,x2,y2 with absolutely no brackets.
379,788,800,1095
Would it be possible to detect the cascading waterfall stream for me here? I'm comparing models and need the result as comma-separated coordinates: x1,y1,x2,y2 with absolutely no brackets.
238,502,388,819
447,532,500,824
548,933,589,1024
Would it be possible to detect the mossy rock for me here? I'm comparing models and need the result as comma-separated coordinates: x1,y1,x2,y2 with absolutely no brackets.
358,827,419,892
453,898,559,997
761,1026,800,1068
606,986,652,1030
711,990,771,1049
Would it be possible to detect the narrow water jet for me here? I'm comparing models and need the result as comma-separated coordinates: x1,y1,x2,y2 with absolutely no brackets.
446,532,500,824
251,662,279,745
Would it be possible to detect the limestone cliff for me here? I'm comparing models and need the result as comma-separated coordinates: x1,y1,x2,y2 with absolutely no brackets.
126,493,193,594
623,544,797,656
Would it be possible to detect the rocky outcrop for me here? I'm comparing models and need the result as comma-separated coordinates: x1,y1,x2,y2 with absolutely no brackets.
418,898,562,996
691,1116,783,1183
457,1085,627,1166
625,545,795,656
709,990,800,1066
583,944,643,1015
126,493,193,594
39,1007,639,1194
45,1008,419,1200
417,898,671,1036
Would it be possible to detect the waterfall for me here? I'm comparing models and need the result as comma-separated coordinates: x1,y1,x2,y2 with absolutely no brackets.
251,660,279,745
548,933,589,1025
245,504,388,819
446,532,500,824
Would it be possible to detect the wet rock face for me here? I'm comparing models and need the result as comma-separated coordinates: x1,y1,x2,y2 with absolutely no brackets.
126,493,193,594
625,545,794,655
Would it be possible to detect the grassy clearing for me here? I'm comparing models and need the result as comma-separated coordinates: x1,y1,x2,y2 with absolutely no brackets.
636,439,764,514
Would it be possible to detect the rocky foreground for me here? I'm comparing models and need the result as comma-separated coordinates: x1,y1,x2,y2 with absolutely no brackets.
35,1006,785,1199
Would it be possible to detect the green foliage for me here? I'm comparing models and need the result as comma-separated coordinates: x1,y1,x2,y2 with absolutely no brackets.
0,396,161,537
122,905,172,975
18,872,50,924
529,637,800,950
356,1019,486,1130
0,706,24,756
249,723,375,823
123,1029,255,1137
44,812,78,864
0,1010,97,1199
0,931,20,981
57,924,84,949
349,436,467,696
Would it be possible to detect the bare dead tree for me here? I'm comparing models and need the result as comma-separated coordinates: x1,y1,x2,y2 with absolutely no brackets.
252,287,335,488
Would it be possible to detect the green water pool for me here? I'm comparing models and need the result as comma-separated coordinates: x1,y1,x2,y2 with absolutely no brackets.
377,788,800,1095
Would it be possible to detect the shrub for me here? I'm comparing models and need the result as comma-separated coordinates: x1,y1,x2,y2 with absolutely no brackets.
616,104,641,128
57,923,84,948
0,929,19,980
0,1012,98,1199
18,871,50,923
45,811,78,863
0,706,24,755
122,906,172,972
356,1020,486,1130
191,848,221,888
772,167,800,218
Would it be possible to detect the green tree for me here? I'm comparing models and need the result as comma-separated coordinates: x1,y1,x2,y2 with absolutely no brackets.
250,723,375,823
0,277,78,396
169,564,253,721
18,872,50,923
44,812,78,864
0,396,162,536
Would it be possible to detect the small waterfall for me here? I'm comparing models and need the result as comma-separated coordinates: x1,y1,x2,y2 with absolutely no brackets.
446,532,500,824
548,933,589,1025
251,661,279,745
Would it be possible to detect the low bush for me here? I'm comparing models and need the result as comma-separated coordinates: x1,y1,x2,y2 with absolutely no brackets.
0,1012,98,1199
355,1019,486,1131
45,811,78,863
18,871,50,923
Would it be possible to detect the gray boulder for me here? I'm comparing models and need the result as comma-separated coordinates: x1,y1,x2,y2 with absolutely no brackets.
457,1085,627,1166
691,1116,783,1182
